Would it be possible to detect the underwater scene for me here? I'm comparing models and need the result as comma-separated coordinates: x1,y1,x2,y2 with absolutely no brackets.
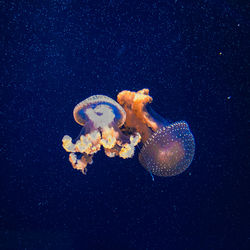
1,0,248,249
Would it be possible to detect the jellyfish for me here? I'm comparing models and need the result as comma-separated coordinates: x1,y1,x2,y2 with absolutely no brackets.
62,95,141,174
62,89,195,177
117,89,195,177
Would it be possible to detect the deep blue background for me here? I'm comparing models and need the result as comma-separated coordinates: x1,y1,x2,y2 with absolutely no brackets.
0,0,249,249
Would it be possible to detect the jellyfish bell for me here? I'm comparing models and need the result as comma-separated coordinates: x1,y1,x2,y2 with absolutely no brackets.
138,121,195,177
117,89,195,177
73,95,126,130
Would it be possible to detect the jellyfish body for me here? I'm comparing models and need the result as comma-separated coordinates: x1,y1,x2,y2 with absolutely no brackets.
62,95,141,174
117,89,195,177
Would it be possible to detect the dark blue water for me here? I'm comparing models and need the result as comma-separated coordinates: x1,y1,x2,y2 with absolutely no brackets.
0,1,248,249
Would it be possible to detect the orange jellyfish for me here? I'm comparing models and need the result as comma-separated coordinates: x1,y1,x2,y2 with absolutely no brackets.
117,89,195,177
62,95,141,174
